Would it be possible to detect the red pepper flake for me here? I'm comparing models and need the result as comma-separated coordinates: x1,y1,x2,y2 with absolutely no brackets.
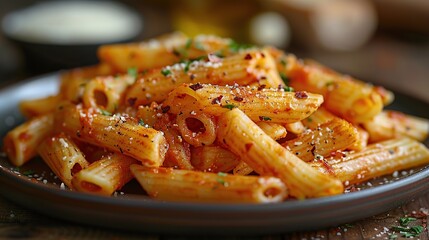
211,95,223,104
161,105,171,113
189,83,204,91
233,96,243,102
257,85,266,91
260,52,265,58
295,91,308,99
244,53,252,60
127,97,137,106
208,53,222,63
321,159,335,175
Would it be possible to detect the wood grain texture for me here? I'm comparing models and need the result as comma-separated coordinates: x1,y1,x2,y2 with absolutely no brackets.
0,193,428,239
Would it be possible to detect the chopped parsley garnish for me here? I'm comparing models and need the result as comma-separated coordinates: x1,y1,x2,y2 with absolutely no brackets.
326,81,335,87
400,217,417,226
279,72,290,85
100,109,112,116
138,118,145,126
284,86,294,92
390,216,424,238
216,172,228,186
127,67,138,79
222,104,236,110
161,69,172,76
184,60,191,73
280,58,287,67
228,40,254,53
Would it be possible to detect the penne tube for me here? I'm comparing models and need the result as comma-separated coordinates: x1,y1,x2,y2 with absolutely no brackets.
256,122,287,140
153,114,193,170
311,138,429,185
125,49,282,106
55,103,167,167
98,32,240,73
72,152,138,196
267,47,386,123
164,83,324,124
176,110,216,147
98,32,188,72
60,63,113,103
82,75,133,113
37,133,89,188
282,118,359,162
362,110,429,143
348,126,369,152
191,146,240,173
130,165,288,203
19,95,61,118
217,108,343,199
3,113,54,166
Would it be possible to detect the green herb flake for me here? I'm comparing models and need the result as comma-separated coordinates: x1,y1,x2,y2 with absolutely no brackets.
216,172,228,186
127,67,138,79
138,119,145,126
100,109,112,116
161,69,172,76
400,217,417,226
228,40,254,53
279,72,290,85
259,116,271,121
283,86,294,92
184,61,191,73
222,104,236,110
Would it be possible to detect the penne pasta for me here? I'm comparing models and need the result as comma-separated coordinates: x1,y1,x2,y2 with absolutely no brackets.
362,110,429,143
267,47,388,123
60,63,113,103
311,138,429,185
82,75,133,113
282,118,359,162
131,165,288,203
72,152,138,196
164,83,323,124
19,95,61,118
55,103,167,167
153,114,193,170
124,49,282,106
3,113,54,166
37,133,89,188
217,108,344,199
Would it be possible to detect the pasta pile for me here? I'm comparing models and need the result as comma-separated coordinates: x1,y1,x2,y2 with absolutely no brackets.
3,32,429,203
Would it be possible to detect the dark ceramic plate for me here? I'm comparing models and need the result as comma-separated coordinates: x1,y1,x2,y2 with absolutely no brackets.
0,73,428,235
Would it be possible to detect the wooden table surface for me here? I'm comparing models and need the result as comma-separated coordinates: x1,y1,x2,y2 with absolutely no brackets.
0,192,428,239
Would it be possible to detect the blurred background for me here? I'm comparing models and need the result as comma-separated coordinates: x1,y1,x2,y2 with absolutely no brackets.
0,0,428,102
